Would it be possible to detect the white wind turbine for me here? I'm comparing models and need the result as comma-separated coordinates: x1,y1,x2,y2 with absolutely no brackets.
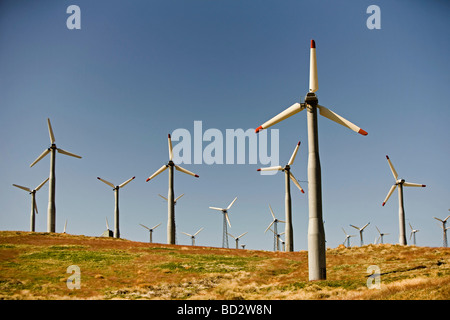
101,217,113,237
228,232,248,249
434,215,449,247
255,40,367,280
350,222,370,246
12,178,49,232
146,134,199,245
139,223,161,243
209,197,237,248
375,226,389,244
409,222,419,246
382,155,426,245
30,118,82,232
264,204,286,251
268,228,285,251
182,227,204,246
257,141,304,252
97,176,135,238
63,219,68,234
341,228,355,248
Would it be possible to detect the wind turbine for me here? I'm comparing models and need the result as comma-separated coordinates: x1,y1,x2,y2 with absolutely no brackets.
158,193,184,205
97,176,135,238
350,222,370,246
146,134,199,245
375,226,389,244
257,141,304,252
341,228,355,248
228,232,248,249
12,177,49,232
268,228,285,251
254,40,367,280
181,227,204,246
101,217,113,237
30,118,82,232
264,204,286,251
434,215,450,247
139,223,161,243
382,155,426,245
209,197,237,248
63,219,68,234
409,222,419,245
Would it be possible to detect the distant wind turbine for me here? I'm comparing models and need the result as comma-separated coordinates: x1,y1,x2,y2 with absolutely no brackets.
97,176,135,238
409,222,419,245
434,215,449,247
375,226,389,244
101,217,113,237
30,118,82,232
12,177,49,232
254,40,368,281
264,204,285,251
146,134,199,245
268,228,285,251
159,193,184,205
382,155,426,245
257,141,304,252
139,223,161,243
63,219,68,234
228,232,248,249
209,197,237,248
350,222,370,246
341,228,355,248
182,227,204,246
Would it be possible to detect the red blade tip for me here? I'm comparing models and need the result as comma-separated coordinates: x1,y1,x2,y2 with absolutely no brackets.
195,174,199,178
386,155,389,159
358,129,368,136
255,126,263,133
297,141,301,146
146,178,150,182
301,190,305,194
422,185,426,187
257,169,261,172
168,134,171,138
311,40,316,48
382,202,386,206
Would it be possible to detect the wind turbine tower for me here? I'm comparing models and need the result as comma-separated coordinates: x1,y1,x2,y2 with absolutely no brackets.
12,178,49,232
30,118,82,232
255,40,367,280
258,142,304,252
97,176,135,238
382,155,426,245
146,134,199,245
434,215,449,247
209,197,237,248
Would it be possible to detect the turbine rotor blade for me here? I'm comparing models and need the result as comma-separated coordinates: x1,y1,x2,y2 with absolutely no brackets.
257,166,283,172
47,118,55,144
158,194,168,201
287,141,301,166
227,232,236,239
265,220,275,233
382,184,397,206
237,232,248,239
268,204,276,220
181,232,193,237
174,165,199,178
175,193,185,202
168,134,173,161
309,39,318,93
225,212,231,227
30,148,50,167
209,207,224,211
139,223,150,230
403,182,426,188
57,148,82,159
119,176,135,188
146,165,168,182
385,156,398,180
227,197,237,210
12,184,31,192
194,227,204,236
97,177,115,189
106,217,110,230
289,172,305,193
35,178,49,191
342,228,348,236
151,223,162,230
361,222,370,230
350,224,360,231
317,105,368,136
255,103,305,133
33,197,38,214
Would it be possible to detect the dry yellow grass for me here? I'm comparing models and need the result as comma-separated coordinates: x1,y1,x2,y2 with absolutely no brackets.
0,231,449,300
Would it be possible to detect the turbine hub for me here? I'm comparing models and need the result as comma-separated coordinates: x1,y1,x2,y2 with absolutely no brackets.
304,92,318,106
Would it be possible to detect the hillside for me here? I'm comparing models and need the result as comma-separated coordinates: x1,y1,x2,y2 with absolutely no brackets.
0,231,449,300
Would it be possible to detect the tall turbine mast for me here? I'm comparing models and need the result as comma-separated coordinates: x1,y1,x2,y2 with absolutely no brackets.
30,118,82,232
146,134,199,244
255,40,367,280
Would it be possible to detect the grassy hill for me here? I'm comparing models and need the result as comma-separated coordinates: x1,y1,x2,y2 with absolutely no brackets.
0,231,449,300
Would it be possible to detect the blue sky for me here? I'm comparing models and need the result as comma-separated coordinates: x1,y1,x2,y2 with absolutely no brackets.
1,0,449,250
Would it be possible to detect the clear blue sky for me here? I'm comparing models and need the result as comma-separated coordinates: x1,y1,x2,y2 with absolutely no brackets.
1,0,449,250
